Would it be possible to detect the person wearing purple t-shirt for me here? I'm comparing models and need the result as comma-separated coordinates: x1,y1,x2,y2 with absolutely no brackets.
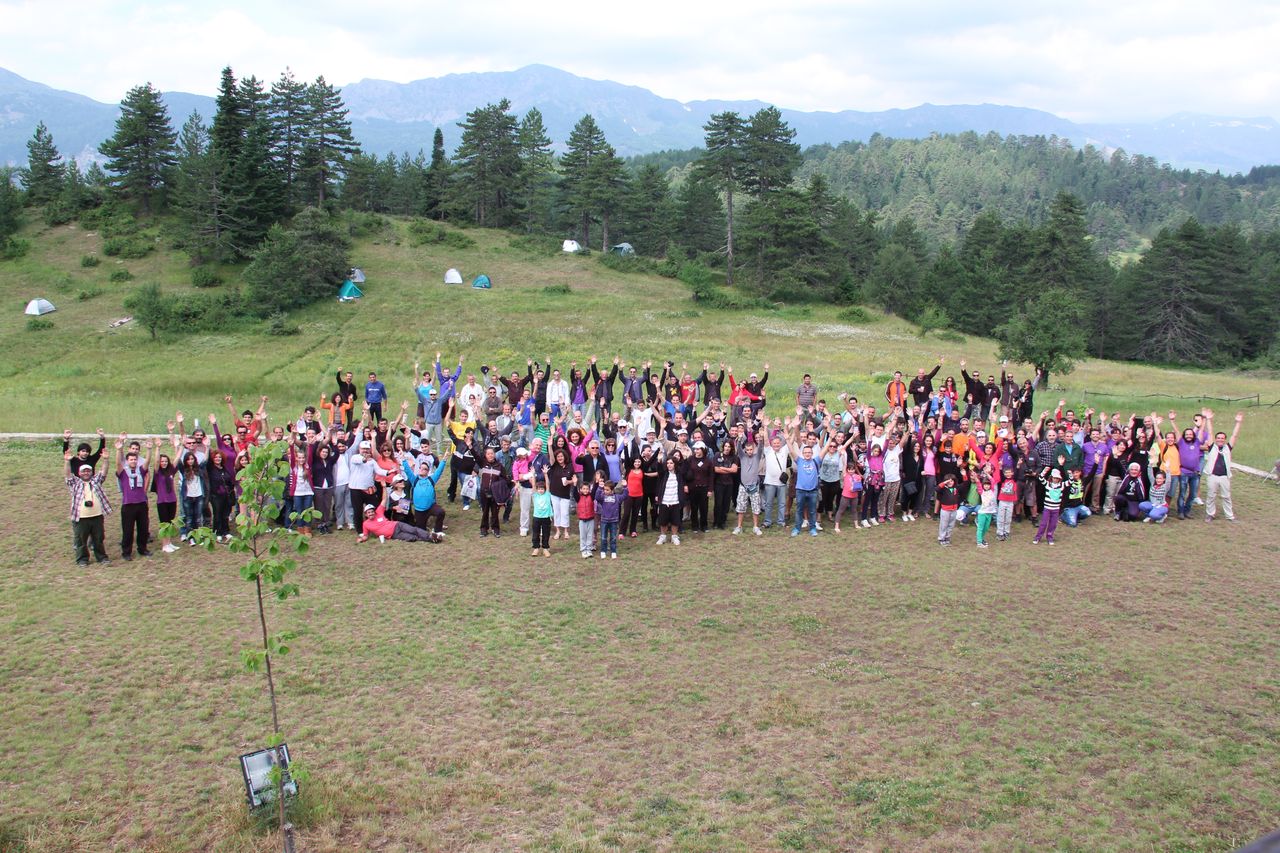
1169,411,1208,519
114,436,151,560
1081,428,1113,513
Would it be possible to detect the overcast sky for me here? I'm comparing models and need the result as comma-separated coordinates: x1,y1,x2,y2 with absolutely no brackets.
4,0,1278,121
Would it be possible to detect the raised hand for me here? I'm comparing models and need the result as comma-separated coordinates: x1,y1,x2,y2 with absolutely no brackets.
208,413,217,425
175,412,184,423
63,428,72,440
1235,412,1244,423
1168,411,1177,421
166,420,175,432
224,394,232,404
96,427,106,438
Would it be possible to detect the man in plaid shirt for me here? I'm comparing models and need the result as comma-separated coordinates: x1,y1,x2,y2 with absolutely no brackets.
65,449,113,566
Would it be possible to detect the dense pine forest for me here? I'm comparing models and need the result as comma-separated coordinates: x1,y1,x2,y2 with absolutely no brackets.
3,66,1279,373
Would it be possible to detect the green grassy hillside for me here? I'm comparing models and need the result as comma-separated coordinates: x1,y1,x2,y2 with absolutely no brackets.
3,216,1278,467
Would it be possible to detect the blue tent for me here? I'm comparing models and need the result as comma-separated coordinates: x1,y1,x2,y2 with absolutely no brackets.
472,274,492,289
338,279,363,300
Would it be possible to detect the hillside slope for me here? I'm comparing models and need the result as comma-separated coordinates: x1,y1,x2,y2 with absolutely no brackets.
2,217,1277,466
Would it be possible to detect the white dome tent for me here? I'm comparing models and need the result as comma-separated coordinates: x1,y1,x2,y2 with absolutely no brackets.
562,239,582,253
444,268,463,285
24,298,56,316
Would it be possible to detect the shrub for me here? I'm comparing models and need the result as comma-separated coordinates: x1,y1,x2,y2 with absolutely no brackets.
837,306,876,324
678,262,774,310
655,258,680,278
507,234,562,257
43,199,77,226
242,208,350,317
126,284,248,338
191,266,223,288
408,219,476,249
80,254,101,268
344,211,389,237
265,311,300,336
935,330,967,344
598,253,657,274
0,238,30,261
26,317,53,331
77,287,104,301
542,283,572,295
916,304,951,337
102,236,153,259
109,269,134,283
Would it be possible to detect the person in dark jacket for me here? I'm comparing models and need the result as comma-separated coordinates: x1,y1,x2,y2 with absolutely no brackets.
682,442,714,533
654,456,687,544
908,361,942,408
589,356,620,421
698,362,726,404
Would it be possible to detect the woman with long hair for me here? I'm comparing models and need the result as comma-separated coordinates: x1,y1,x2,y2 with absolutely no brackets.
547,448,576,540
150,437,179,553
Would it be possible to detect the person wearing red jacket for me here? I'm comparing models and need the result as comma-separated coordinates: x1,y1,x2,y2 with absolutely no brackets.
357,502,442,543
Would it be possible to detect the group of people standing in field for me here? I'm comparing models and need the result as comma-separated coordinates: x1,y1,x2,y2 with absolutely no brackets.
61,352,1248,565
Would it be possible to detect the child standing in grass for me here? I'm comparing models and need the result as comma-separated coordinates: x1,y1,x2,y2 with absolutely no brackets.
975,477,996,548
576,482,597,558
530,473,553,557
1033,468,1065,545
936,473,959,546
596,481,621,559
996,466,1017,541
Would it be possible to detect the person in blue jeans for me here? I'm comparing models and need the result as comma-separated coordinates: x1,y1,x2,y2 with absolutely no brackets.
1139,471,1170,523
786,417,821,537
761,435,790,528
365,371,388,422
1061,469,1094,527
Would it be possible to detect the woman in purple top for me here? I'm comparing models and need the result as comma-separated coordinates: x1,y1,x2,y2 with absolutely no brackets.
149,437,179,553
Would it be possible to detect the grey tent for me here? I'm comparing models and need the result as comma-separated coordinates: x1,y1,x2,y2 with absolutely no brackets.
608,243,635,256
444,268,463,285
350,268,366,283
24,298,56,316
562,239,582,253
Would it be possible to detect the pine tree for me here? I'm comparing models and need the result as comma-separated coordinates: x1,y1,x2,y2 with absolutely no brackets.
743,106,800,198
624,164,674,257
269,68,310,206
171,111,242,263
98,83,177,214
674,176,724,256
514,108,557,233
560,115,610,245
210,67,249,166
588,144,628,251
422,128,450,219
693,111,746,283
20,121,65,206
0,169,21,240
451,100,520,226
301,76,358,206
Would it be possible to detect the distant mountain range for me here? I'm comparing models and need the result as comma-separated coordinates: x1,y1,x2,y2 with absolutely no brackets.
2,64,1277,175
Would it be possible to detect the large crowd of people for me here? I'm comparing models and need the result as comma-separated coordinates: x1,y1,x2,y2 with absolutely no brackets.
61,353,1248,565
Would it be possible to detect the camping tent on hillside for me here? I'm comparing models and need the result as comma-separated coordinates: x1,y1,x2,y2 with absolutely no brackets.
444,268,463,285
472,274,492,289
337,280,363,301
562,239,582,253
24,298,55,316
608,243,635,256
350,268,366,283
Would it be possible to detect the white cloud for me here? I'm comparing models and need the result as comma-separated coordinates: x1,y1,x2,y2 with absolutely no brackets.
1,0,1277,120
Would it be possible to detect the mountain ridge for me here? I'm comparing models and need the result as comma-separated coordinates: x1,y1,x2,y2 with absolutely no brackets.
1,63,1276,173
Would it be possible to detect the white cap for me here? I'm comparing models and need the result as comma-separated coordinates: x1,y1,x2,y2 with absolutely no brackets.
79,464,93,473
359,440,372,449
516,447,529,457
999,415,1009,422
1050,469,1063,479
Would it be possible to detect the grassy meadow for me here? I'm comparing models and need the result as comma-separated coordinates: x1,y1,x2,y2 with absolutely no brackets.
1,216,1278,467
2,215,1280,851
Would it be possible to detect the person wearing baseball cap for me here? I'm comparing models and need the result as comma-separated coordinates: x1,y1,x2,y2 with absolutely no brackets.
65,447,113,566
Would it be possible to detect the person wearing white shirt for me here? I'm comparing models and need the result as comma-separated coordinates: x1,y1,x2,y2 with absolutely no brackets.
546,369,570,417
332,434,353,529
761,435,791,528
879,435,904,520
